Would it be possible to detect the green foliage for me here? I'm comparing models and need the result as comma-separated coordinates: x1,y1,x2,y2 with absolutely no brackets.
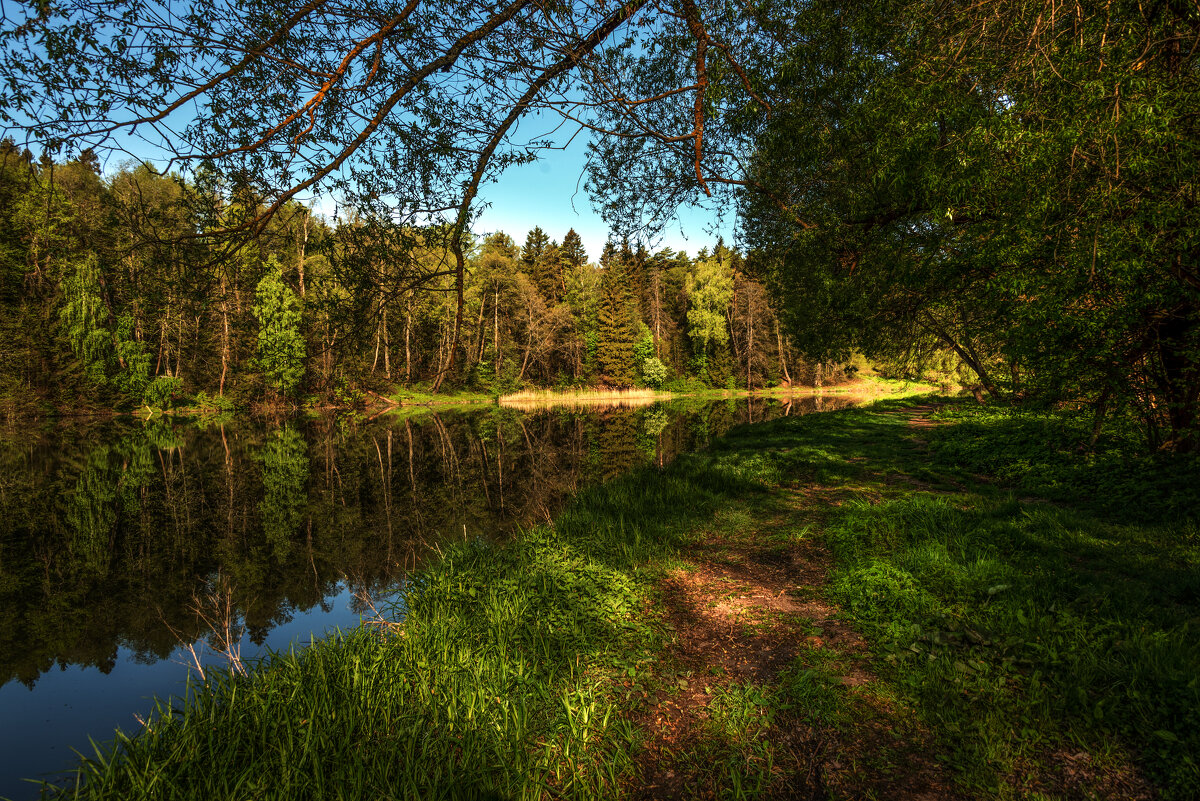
59,254,112,385
684,255,732,356
641,357,668,389
141,376,183,409
253,258,306,397
740,0,1200,446
597,256,638,386
632,323,653,364
0,143,816,410
112,314,150,397
189,390,238,413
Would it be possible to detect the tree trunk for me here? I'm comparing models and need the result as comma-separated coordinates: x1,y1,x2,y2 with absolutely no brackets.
219,295,230,395
372,326,380,373
746,291,754,390
921,312,999,398
1154,312,1200,452
431,241,465,392
383,307,391,380
471,294,485,366
297,208,308,297
652,269,661,355
775,319,792,384
404,299,412,384
1089,385,1111,450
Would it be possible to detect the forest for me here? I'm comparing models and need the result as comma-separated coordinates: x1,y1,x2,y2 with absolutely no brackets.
0,146,860,416
0,0,1196,449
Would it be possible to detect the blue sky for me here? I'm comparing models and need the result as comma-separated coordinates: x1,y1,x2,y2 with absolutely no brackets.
469,121,736,262
86,106,733,263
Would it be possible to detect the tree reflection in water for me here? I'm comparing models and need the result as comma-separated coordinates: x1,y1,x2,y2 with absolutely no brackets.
0,397,857,689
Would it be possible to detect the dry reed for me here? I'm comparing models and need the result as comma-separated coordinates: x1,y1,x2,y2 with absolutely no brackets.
498,387,672,409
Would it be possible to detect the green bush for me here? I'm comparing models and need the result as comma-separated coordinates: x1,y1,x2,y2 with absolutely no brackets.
142,376,183,409
640,356,668,388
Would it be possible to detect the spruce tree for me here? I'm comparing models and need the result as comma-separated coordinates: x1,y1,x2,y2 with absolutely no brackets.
539,241,562,303
560,228,587,270
597,255,637,386
522,226,563,303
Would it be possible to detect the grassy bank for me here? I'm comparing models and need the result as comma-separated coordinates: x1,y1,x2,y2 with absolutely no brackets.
44,425,767,799
40,396,1199,799
384,386,497,407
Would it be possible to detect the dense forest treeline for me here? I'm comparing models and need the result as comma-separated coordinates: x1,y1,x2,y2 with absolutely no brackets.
0,146,874,417
4,0,1196,449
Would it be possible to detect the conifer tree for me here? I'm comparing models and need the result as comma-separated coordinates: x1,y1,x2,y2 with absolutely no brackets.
539,241,563,303
520,227,549,272
560,229,587,270
597,253,637,386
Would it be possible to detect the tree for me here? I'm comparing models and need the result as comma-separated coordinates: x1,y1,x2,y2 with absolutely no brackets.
685,253,732,360
254,257,306,396
597,255,638,386
560,229,588,272
731,0,1200,447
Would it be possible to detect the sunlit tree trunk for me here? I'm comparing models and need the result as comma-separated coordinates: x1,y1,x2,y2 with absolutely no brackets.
383,307,391,380
775,320,792,384
404,298,413,384
297,209,308,298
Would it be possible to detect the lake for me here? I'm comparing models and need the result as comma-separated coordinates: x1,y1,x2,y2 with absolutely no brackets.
0,395,853,799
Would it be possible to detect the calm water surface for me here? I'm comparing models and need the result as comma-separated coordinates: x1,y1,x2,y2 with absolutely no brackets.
0,396,853,798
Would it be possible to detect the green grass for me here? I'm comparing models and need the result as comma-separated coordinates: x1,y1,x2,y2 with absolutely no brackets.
724,398,1200,798
39,395,1200,799
387,384,497,406
42,428,767,800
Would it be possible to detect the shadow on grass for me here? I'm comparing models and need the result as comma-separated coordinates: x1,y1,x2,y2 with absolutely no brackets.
708,398,1199,798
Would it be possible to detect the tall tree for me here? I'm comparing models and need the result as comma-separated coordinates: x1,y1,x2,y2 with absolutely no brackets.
253,257,306,397
560,229,587,271
596,255,638,386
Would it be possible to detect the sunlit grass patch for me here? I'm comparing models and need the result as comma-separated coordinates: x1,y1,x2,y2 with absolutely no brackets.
691,682,779,799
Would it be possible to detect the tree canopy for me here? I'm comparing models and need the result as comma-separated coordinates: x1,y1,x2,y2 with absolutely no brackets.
1,0,1197,446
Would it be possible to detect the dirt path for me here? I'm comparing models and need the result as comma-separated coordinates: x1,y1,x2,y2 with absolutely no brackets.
631,486,960,799
626,401,1159,800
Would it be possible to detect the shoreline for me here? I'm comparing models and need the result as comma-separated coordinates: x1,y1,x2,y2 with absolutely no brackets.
34,390,1195,799
0,378,938,426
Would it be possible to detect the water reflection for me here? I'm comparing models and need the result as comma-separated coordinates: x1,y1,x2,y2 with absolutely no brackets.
0,395,854,797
